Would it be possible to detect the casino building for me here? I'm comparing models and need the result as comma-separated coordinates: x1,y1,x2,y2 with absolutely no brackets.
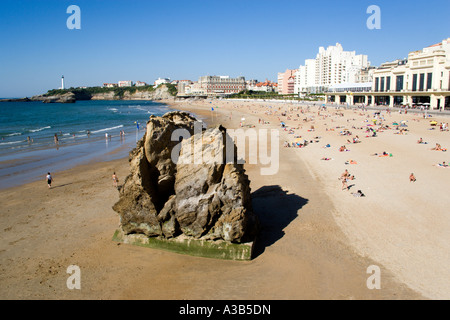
326,38,450,110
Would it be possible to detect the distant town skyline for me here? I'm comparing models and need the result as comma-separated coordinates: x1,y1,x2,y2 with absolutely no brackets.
1,0,449,97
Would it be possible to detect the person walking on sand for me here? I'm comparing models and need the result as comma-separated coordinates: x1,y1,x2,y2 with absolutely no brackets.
112,172,118,188
46,172,53,188
410,173,416,183
341,177,349,191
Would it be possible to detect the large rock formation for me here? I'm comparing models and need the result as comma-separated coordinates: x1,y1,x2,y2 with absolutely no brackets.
113,111,259,244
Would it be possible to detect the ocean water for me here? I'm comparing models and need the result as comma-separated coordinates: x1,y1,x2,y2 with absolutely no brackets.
0,100,175,189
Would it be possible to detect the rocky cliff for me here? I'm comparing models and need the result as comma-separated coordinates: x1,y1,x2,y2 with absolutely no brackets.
30,92,76,103
112,111,259,244
91,84,175,101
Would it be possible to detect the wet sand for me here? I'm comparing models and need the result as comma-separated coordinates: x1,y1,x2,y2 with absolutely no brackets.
2,98,446,299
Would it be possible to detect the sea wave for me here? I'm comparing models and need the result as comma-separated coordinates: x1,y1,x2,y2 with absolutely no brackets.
0,140,24,146
90,125,124,134
5,132,22,137
29,126,51,133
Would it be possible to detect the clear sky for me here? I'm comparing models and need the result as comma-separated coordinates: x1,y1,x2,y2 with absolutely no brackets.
1,0,449,97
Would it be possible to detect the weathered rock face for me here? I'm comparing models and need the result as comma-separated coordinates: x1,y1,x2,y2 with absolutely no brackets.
31,92,76,103
113,111,258,243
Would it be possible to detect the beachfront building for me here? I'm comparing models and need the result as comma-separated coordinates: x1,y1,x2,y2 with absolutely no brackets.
190,81,207,96
247,79,278,92
246,79,258,89
294,43,371,94
154,78,170,86
277,69,298,95
326,38,450,110
177,80,194,96
294,59,316,94
198,75,246,96
118,80,133,87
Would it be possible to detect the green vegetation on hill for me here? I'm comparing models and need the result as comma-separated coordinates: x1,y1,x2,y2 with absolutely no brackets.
165,83,178,96
227,90,325,101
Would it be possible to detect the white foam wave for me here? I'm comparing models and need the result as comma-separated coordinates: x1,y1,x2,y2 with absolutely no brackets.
0,140,24,146
6,132,22,137
29,126,51,133
90,125,124,134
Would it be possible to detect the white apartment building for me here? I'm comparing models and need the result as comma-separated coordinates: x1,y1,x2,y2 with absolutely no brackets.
154,78,170,86
294,59,316,94
295,43,370,94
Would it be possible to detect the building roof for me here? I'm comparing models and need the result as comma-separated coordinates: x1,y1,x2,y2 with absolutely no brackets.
328,82,372,89
427,42,442,48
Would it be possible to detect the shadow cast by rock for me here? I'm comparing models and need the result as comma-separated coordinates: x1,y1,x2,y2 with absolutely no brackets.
251,185,308,258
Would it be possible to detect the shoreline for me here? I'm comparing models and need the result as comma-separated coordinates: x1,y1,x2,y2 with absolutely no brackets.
0,99,174,190
2,97,449,299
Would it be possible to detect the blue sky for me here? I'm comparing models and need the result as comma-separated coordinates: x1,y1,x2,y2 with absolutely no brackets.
0,0,449,97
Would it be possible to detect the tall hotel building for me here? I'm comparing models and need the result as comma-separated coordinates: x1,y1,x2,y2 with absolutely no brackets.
294,43,371,94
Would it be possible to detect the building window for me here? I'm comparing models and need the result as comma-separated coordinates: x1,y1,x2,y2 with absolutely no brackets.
412,74,418,92
427,73,432,90
396,75,404,92
419,74,425,91
386,76,391,92
375,77,379,92
380,77,385,92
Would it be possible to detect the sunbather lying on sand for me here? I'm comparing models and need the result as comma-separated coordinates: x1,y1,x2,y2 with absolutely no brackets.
351,190,365,197
431,143,447,151
435,162,449,168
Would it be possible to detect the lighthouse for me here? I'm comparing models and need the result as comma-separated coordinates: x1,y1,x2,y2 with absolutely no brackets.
61,75,65,90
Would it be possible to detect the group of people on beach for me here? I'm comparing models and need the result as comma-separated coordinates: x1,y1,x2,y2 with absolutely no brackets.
45,171,120,189
339,169,357,192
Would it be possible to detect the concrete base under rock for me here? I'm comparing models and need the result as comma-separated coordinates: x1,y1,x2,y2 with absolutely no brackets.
112,229,255,261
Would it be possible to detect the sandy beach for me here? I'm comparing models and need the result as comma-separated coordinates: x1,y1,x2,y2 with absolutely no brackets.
1,98,449,300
